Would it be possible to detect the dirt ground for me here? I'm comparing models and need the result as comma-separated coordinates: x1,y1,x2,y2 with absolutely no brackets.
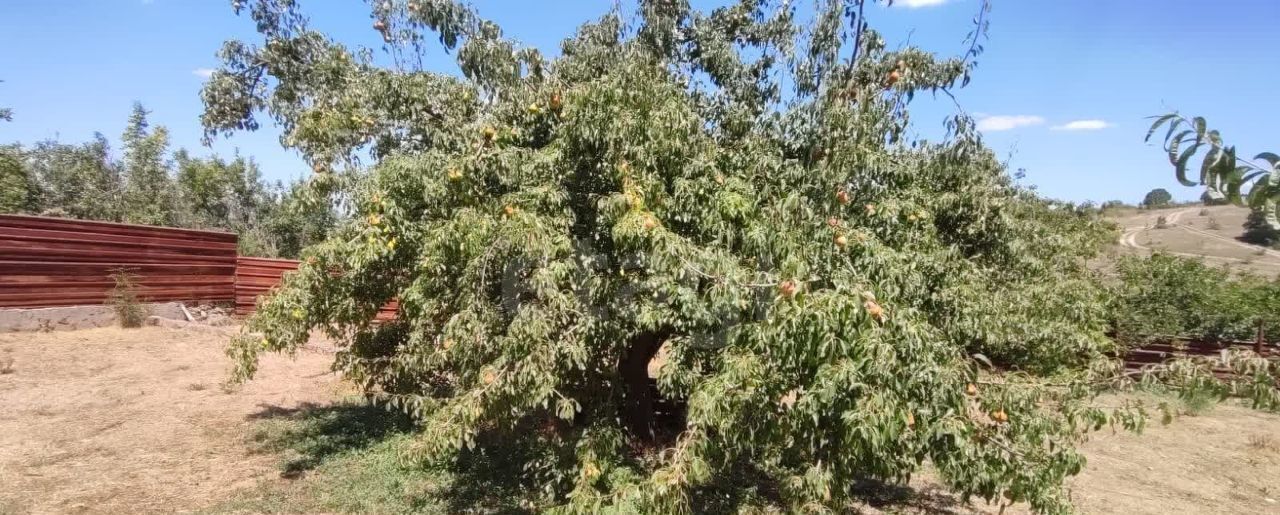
0,326,344,515
1,327,1279,514
904,404,1280,515
1109,204,1280,277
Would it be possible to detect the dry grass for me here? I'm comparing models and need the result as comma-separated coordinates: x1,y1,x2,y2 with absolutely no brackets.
857,402,1280,514
1248,434,1278,454
0,326,345,514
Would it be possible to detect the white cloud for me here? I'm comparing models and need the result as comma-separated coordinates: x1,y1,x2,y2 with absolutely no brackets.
896,0,948,8
1052,119,1112,131
976,115,1045,132
192,68,215,78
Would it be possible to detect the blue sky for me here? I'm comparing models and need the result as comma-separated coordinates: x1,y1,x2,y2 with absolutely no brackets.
1,0,1277,204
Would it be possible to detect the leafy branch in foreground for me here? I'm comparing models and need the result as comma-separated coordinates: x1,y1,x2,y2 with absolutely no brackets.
1147,113,1280,226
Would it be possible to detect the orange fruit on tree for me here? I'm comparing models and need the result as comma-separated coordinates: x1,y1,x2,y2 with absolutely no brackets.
864,299,886,323
778,280,798,299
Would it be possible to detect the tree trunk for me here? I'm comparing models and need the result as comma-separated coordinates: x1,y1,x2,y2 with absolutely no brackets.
618,331,666,441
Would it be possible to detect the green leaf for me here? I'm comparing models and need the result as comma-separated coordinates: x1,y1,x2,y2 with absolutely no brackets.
1144,114,1177,143
1199,146,1220,185
971,353,993,369
1168,130,1193,165
1175,143,1201,187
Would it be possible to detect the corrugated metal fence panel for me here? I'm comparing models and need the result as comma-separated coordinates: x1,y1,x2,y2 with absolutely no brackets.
234,256,300,315
233,256,399,321
0,215,238,308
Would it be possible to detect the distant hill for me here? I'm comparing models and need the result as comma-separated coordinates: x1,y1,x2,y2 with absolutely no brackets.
1105,205,1280,277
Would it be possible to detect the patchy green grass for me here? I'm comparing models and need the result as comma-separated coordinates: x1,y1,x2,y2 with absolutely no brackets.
207,400,439,514
206,400,541,515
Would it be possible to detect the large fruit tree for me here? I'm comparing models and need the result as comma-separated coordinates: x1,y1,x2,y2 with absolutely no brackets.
210,1,1122,512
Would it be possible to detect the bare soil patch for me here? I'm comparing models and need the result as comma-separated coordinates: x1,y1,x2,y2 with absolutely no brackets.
854,403,1280,514
0,326,343,514
1109,205,1280,277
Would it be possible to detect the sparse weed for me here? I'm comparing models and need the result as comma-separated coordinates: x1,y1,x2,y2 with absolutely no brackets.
107,268,147,328
1248,434,1278,453
1179,389,1218,416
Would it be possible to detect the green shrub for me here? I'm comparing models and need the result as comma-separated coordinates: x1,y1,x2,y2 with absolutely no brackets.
1111,254,1280,345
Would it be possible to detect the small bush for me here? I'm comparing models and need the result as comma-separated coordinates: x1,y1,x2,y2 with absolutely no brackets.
1241,209,1280,248
1179,389,1218,416
1206,217,1221,230
0,355,14,375
1154,215,1169,229
107,268,147,328
1199,208,1209,216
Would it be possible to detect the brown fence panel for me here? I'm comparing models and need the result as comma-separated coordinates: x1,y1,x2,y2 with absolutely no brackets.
0,215,238,308
233,256,399,321
0,214,398,319
234,256,300,315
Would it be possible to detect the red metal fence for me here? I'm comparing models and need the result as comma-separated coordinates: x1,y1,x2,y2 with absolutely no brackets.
0,215,237,308
234,256,299,315
0,214,398,319
233,256,398,320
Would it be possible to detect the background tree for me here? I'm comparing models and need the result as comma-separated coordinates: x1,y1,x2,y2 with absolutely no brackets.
25,136,122,220
213,1,1143,513
120,103,178,226
0,79,12,122
0,144,34,212
1141,187,1172,208
174,150,272,228
258,179,336,259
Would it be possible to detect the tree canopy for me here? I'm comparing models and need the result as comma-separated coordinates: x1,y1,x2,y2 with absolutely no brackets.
1141,188,1171,208
216,1,1136,512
